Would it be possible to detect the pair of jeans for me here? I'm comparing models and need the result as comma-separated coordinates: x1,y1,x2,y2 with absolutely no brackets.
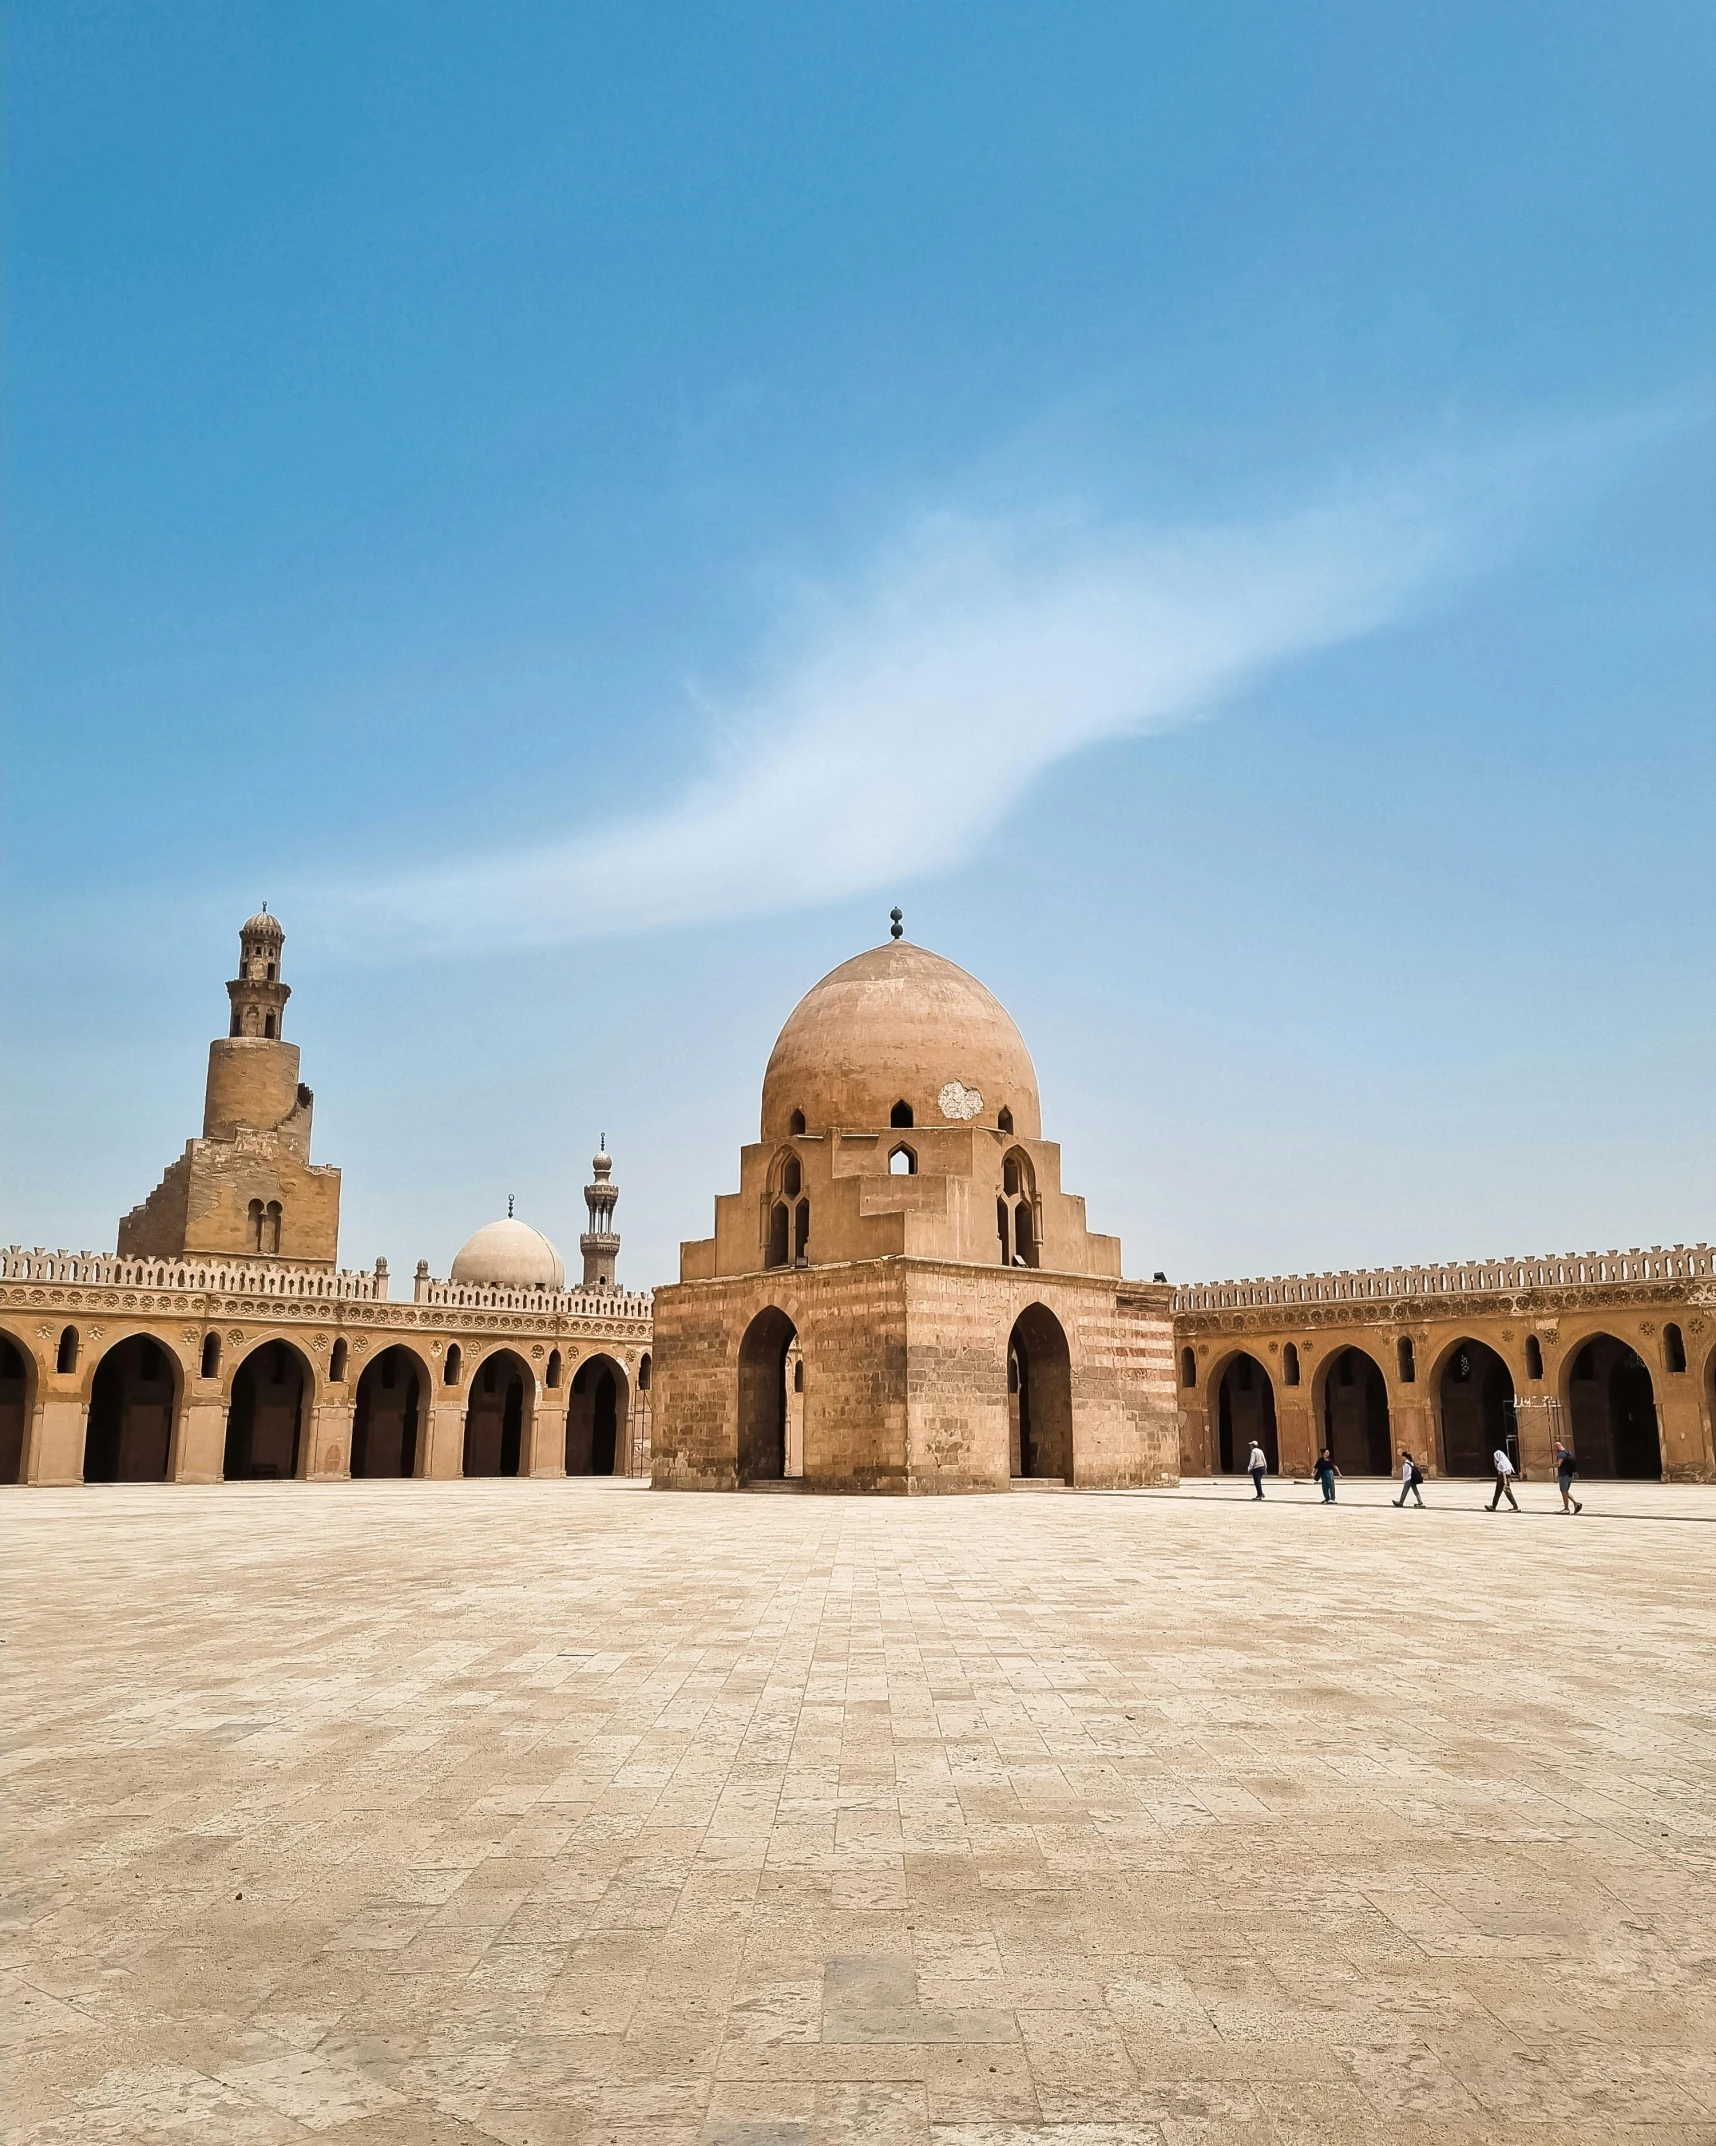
1251,1468,1266,1499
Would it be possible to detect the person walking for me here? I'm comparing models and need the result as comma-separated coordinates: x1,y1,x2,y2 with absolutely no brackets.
1247,1440,1268,1499
1488,1444,1520,1511
1313,1447,1340,1502
1555,1440,1583,1514
1394,1451,1425,1507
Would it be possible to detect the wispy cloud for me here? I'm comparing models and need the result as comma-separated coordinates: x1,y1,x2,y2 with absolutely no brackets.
307,444,1555,953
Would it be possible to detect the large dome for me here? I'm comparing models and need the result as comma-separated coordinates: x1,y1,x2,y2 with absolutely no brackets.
450,1217,565,1290
761,940,1041,1142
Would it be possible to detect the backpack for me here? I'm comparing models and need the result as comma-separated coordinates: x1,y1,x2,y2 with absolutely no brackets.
1409,1462,1424,1487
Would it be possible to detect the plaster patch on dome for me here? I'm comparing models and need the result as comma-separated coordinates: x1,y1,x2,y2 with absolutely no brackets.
939,1080,984,1121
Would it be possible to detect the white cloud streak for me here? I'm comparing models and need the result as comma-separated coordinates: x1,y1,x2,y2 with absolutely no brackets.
313,455,1527,953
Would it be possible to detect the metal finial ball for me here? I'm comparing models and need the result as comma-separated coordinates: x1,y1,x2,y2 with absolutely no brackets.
889,906,903,941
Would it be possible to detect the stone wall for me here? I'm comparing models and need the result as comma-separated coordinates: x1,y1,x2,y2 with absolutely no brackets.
1174,1245,1715,1482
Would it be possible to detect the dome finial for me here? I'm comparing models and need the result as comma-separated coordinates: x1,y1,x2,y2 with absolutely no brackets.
507,1192,514,1218
889,906,903,941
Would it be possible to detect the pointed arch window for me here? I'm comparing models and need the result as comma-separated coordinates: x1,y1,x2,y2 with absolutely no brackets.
1397,1336,1415,1383
444,1344,462,1386
201,1334,222,1379
1180,1347,1196,1388
1283,1342,1300,1387
890,1099,913,1128
1665,1322,1686,1373
1525,1335,1543,1380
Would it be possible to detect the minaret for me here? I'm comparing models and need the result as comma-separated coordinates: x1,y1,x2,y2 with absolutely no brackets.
118,909,342,1266
580,1140,621,1288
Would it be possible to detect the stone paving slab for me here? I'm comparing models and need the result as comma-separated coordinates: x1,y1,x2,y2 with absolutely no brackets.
3,1478,1715,2143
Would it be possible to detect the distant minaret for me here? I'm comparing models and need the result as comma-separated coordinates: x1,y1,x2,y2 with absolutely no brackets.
580,1139,620,1288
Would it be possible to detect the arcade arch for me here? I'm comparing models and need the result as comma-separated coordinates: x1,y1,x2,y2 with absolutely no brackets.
352,1344,430,1478
1565,1333,1661,1479
0,1330,33,1484
223,1340,312,1480
1436,1337,1517,1477
1008,1304,1072,1482
1320,1346,1391,1475
738,1308,794,1483
566,1354,628,1475
84,1334,179,1482
1212,1349,1277,1475
463,1348,532,1477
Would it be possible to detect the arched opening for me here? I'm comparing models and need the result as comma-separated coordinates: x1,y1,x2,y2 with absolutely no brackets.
1567,1334,1661,1479
1180,1346,1196,1389
766,1202,789,1270
545,1348,562,1389
352,1345,427,1478
738,1308,795,1484
329,1337,348,1383
997,1197,1011,1265
1322,1347,1391,1474
997,1106,1013,1135
1214,1352,1277,1475
223,1341,309,1480
637,1352,651,1392
0,1332,34,1484
1009,1304,1073,1481
794,1199,811,1263
264,1013,276,1039
1012,1201,1037,1268
83,1336,178,1483
1282,1342,1300,1387
463,1349,532,1477
788,1109,806,1136
1437,1338,1518,1477
566,1353,629,1476
890,1099,913,1129
1525,1334,1543,1381
200,1333,222,1380
888,1145,916,1175
265,1201,282,1253
1396,1336,1415,1383
57,1326,79,1375
781,1154,802,1198
444,1343,461,1385
1664,1323,1687,1375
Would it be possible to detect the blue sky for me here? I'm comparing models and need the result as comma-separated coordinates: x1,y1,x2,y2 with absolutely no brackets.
4,2,1712,1288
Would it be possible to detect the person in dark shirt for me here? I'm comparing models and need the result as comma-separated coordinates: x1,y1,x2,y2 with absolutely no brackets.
1555,1440,1583,1514
1313,1448,1340,1503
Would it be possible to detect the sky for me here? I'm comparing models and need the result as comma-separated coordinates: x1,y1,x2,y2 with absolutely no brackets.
3,1,1713,1290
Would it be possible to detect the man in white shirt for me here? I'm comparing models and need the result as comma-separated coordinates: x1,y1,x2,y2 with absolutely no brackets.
1246,1441,1268,1499
1487,1445,1520,1511
1394,1451,1424,1507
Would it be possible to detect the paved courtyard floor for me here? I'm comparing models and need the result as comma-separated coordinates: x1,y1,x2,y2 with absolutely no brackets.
4,1477,1715,2145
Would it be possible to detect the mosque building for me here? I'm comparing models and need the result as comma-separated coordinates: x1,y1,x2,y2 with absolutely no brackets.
0,917,652,1486
1,913,1711,1489
651,923,1179,1491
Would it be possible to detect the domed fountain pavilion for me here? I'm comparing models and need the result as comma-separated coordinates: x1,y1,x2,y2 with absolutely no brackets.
651,934,1179,1492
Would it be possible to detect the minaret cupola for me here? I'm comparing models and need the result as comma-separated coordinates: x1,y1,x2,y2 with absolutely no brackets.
228,908,290,1040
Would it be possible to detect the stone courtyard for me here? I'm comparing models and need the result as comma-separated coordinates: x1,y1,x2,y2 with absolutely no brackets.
4,1480,1715,2145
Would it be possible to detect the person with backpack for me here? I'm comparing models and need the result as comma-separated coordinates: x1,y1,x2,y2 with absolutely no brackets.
1555,1440,1583,1514
1246,1440,1268,1499
1488,1444,1521,1511
1394,1452,1425,1507
1313,1447,1340,1503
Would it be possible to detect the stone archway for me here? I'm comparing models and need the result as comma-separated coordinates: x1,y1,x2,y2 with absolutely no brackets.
1213,1351,1277,1475
1566,1333,1662,1479
0,1329,34,1484
1437,1338,1517,1477
352,1345,429,1478
463,1349,533,1478
84,1335,179,1482
1321,1346,1391,1474
223,1340,311,1480
1009,1304,1073,1482
566,1354,630,1476
738,1309,795,1484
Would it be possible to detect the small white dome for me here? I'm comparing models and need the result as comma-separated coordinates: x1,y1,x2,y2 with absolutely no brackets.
450,1217,564,1290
